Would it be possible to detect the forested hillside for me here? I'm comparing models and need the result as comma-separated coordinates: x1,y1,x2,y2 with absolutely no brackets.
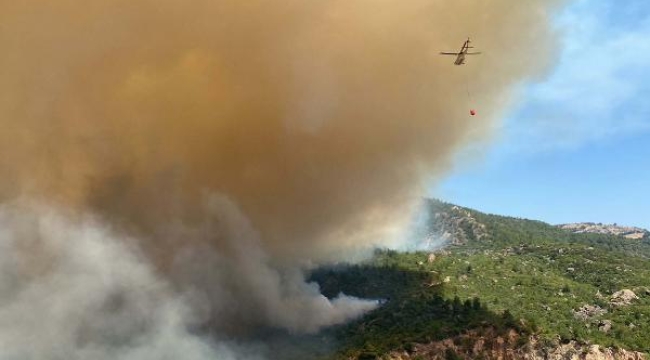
311,200,650,359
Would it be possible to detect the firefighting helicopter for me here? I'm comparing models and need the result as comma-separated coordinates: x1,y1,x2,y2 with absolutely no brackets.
440,38,482,116
439,37,481,65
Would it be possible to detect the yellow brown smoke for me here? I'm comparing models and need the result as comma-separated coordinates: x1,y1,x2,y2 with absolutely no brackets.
0,0,565,288
0,0,562,262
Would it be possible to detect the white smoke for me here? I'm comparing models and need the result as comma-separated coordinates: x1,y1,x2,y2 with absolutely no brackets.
0,199,373,359
164,195,378,334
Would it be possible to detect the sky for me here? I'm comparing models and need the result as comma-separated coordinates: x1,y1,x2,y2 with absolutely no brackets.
433,0,650,229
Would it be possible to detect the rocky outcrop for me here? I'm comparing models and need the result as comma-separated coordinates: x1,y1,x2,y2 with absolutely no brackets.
610,289,639,307
384,329,646,360
573,304,607,321
429,205,488,245
386,328,523,360
537,341,645,360
597,320,612,334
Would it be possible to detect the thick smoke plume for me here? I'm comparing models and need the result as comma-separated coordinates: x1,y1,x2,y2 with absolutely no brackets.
0,0,563,357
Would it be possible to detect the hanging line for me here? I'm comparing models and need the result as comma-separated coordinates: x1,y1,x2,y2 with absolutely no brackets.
463,57,476,116
464,66,472,103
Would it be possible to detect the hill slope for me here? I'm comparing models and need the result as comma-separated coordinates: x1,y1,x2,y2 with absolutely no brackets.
311,199,650,359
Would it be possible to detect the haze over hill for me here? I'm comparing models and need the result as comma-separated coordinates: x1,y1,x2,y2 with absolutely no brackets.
425,199,649,249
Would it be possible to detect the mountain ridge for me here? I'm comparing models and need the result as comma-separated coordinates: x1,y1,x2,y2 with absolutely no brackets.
557,222,648,240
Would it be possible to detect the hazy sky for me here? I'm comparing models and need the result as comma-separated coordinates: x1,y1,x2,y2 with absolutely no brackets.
434,0,650,229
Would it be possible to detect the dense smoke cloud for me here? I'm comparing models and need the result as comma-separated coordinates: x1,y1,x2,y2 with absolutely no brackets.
0,202,224,360
0,0,563,357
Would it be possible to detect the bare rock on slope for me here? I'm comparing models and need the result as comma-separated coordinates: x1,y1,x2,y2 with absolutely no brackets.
385,331,646,360
610,289,639,307
558,223,648,240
